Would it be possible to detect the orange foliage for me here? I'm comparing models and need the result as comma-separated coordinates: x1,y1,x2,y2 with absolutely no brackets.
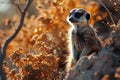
4,48,59,80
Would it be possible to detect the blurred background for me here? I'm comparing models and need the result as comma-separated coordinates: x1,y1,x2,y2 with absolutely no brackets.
0,0,120,80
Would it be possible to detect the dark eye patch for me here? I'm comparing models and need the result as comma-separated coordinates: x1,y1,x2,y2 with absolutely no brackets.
74,12,83,18
86,13,90,20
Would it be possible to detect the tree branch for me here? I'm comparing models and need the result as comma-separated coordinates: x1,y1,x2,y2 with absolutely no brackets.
16,4,22,14
98,0,116,26
0,0,33,80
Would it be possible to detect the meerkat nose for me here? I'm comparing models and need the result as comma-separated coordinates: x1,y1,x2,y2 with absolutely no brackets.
69,17,74,22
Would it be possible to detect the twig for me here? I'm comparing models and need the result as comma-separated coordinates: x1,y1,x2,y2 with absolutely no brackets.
98,0,116,26
0,0,33,80
16,4,22,14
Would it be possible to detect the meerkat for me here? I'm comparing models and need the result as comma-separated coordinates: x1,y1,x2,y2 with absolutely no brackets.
66,8,102,72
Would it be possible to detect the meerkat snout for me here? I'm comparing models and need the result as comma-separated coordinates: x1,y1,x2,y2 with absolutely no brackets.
67,8,90,25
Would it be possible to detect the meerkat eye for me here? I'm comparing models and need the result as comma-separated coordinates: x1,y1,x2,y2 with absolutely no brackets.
74,12,83,18
86,13,90,20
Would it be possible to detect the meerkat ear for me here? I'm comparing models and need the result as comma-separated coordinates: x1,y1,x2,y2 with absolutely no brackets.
86,13,90,20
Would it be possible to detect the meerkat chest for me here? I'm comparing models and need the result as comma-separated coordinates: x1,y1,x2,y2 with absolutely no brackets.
71,27,87,42
71,27,86,51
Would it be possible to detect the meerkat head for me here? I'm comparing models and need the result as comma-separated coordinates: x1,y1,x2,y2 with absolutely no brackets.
67,8,90,26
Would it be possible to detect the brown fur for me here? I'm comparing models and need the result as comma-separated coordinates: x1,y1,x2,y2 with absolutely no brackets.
66,8,102,72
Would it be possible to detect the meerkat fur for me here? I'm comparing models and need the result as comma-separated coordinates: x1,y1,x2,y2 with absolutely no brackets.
66,8,102,72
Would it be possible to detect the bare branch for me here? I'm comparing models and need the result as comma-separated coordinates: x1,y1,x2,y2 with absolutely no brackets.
16,4,22,14
98,0,116,26
0,0,33,80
